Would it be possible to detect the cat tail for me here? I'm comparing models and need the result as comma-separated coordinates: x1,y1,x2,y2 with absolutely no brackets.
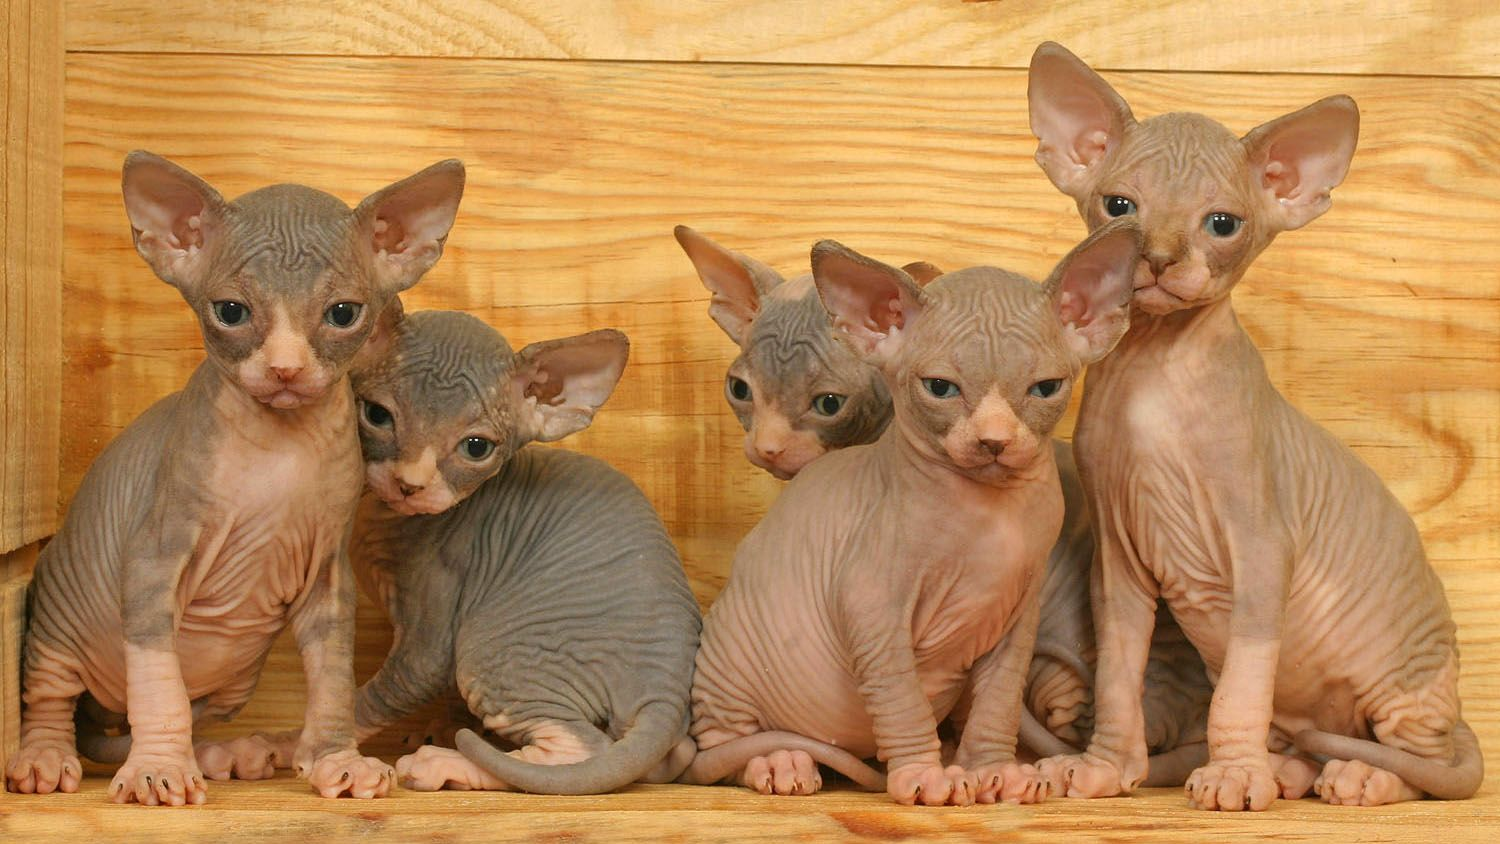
1019,707,1078,759
1294,720,1483,800
675,731,886,791
454,699,684,795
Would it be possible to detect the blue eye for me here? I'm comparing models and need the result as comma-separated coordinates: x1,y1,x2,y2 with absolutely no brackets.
460,437,495,461
1103,195,1137,217
726,376,752,402
325,301,363,328
212,300,250,326
1204,212,1243,237
922,378,960,399
1028,379,1065,399
360,400,393,428
812,394,845,416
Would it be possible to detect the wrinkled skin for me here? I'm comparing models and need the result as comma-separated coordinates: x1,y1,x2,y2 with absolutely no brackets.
679,228,1211,785
6,153,464,803
344,308,701,794
674,227,936,479
685,222,1144,805
1027,42,1481,810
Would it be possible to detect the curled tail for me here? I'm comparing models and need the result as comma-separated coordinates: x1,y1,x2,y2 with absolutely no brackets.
1019,708,1078,760
678,731,886,792
1018,708,1206,788
1294,720,1483,800
454,701,684,795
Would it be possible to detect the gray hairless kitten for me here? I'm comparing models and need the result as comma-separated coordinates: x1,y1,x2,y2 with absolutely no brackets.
684,221,1144,806
345,305,701,794
1028,42,1482,809
4,153,464,804
677,226,1211,786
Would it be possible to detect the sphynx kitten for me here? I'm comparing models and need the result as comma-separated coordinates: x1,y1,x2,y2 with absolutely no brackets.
677,226,1210,786
682,220,1143,805
5,152,464,804
344,306,701,794
673,225,941,479
1028,42,1482,809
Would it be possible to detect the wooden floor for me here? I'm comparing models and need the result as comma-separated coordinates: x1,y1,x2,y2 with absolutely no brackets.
2,774,1498,842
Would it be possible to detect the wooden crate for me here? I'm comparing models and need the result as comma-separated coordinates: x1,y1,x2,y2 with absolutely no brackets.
3,1,1499,839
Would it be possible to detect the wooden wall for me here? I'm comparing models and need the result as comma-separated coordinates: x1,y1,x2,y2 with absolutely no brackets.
20,0,1500,816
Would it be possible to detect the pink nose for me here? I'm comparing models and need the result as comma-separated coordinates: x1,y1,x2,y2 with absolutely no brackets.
979,437,1008,456
397,481,422,497
756,441,785,460
270,366,303,383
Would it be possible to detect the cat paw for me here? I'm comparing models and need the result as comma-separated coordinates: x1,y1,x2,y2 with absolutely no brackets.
396,745,508,791
1314,758,1412,806
1036,753,1125,798
1185,759,1278,811
196,734,278,781
5,743,82,795
109,753,207,806
887,762,977,807
306,749,394,799
741,749,822,796
1269,752,1320,799
972,761,1048,804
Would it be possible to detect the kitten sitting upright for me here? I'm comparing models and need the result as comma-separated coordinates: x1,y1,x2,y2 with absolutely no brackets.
345,306,701,794
684,221,1142,806
5,153,463,804
1028,42,1481,809
673,225,940,479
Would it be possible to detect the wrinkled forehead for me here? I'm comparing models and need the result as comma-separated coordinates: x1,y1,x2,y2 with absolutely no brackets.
378,312,515,420
907,270,1062,376
217,184,359,291
744,285,844,379
1113,113,1249,196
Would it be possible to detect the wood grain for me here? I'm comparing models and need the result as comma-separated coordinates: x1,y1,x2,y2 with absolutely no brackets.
63,0,1500,77
2,776,1499,842
49,48,1500,836
0,574,27,774
0,0,62,554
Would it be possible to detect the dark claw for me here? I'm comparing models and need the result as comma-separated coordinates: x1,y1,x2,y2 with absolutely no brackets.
340,770,350,782
162,779,170,791
145,775,153,786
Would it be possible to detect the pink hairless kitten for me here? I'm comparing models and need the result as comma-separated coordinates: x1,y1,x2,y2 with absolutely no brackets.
4,152,463,804
677,226,1211,786
1028,42,1482,809
682,220,1142,805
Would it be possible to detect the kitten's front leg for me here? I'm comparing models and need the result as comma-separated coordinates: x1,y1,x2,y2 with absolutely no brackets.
287,544,394,799
954,576,1048,804
839,584,973,807
1037,524,1156,798
1183,503,1292,812
114,520,207,806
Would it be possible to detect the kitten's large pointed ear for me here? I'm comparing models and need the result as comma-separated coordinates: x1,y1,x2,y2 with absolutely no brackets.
1046,218,1143,364
673,225,784,345
513,329,630,443
349,296,406,380
1242,95,1359,232
355,159,466,294
121,151,227,291
1028,42,1136,199
811,240,923,365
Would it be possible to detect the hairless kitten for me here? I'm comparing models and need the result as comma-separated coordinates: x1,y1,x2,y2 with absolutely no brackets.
677,226,1211,786
4,152,464,804
344,305,701,794
682,220,1143,806
674,225,941,478
1028,42,1482,809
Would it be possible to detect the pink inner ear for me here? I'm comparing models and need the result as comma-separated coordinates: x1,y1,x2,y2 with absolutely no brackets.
372,217,408,255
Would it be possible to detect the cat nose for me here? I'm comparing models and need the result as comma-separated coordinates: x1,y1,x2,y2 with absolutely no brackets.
1146,252,1172,276
755,440,785,459
397,480,423,497
979,437,1008,456
270,365,303,383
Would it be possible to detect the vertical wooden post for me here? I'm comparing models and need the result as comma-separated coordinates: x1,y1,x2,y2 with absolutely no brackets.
1,0,63,768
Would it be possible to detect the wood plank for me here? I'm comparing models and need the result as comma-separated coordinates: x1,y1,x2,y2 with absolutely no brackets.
0,0,63,553
57,53,1500,804
1,777,1498,842
0,573,27,775
62,0,1500,78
